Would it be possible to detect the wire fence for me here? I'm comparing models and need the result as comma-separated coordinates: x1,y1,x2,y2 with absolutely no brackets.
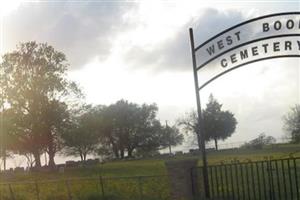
0,175,171,200
204,137,293,150
182,137,293,152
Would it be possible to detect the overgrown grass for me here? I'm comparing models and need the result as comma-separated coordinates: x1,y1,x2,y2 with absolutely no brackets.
2,144,300,182
0,144,299,200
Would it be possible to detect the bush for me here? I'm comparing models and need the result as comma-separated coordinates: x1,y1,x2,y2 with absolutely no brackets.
241,133,276,149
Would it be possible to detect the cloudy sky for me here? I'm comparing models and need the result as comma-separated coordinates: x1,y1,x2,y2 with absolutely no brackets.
0,0,299,154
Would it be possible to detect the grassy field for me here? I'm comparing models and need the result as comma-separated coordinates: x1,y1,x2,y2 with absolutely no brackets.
1,143,300,182
0,144,299,200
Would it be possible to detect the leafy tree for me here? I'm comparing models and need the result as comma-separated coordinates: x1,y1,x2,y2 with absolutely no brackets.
178,110,200,148
203,95,237,150
43,100,70,167
99,100,167,158
161,122,184,154
0,41,81,167
242,133,276,149
61,105,101,161
0,108,16,170
131,120,163,158
178,94,237,150
137,119,183,156
283,104,300,143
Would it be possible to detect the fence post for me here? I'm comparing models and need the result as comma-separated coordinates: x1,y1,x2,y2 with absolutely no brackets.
35,180,40,200
65,180,72,200
138,176,143,200
99,175,105,198
165,159,199,200
8,184,15,200
266,159,274,199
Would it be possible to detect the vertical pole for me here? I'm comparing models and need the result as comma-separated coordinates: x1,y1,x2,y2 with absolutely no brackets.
35,180,40,200
99,175,105,198
138,176,143,200
65,180,72,200
189,28,210,198
293,158,299,200
166,121,172,155
8,184,15,200
44,152,47,166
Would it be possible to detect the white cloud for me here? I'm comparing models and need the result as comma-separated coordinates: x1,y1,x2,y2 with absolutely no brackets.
2,1,136,69
3,0,300,147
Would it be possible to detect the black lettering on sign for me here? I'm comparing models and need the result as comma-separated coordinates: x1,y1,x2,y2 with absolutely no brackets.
273,42,280,51
240,49,248,59
221,59,227,68
262,44,269,53
262,18,300,32
206,45,215,56
226,36,233,45
274,21,282,30
205,31,241,56
251,46,259,56
286,19,294,29
234,31,241,41
217,40,224,49
230,54,237,63
263,22,270,32
285,41,292,51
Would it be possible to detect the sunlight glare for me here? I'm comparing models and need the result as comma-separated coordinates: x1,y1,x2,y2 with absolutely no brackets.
0,0,23,17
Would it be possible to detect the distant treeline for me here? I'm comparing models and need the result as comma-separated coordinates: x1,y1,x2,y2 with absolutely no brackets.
0,42,183,170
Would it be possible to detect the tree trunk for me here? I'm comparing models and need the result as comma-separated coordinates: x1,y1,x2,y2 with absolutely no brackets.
113,145,119,158
44,152,47,166
127,147,134,157
114,151,119,158
48,150,56,169
196,132,201,151
120,149,124,159
3,152,6,170
46,130,56,169
83,153,87,161
169,145,172,155
47,142,56,169
214,138,218,151
33,151,41,168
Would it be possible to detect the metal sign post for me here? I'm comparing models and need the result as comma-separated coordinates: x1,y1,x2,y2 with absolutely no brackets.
189,12,300,199
189,28,210,199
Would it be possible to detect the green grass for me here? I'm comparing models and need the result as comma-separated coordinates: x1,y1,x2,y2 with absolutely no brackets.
1,144,300,182
0,144,299,200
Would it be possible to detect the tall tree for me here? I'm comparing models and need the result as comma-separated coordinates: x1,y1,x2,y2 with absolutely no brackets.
283,104,300,143
61,105,101,161
178,110,200,147
100,100,166,158
0,42,81,167
178,94,237,150
0,108,16,170
43,100,70,167
203,95,237,150
0,59,10,170
161,122,184,154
